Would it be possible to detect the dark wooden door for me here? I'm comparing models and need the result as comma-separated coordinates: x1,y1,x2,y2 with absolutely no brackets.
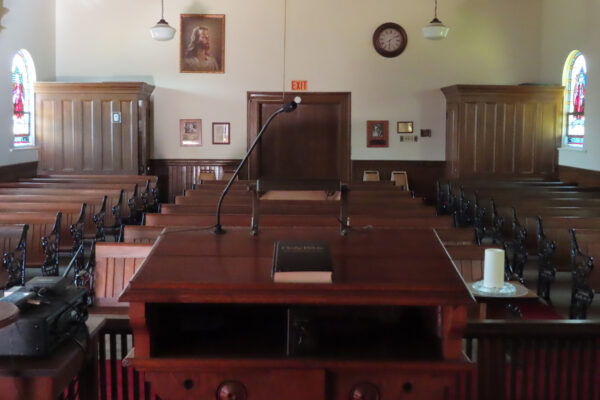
247,92,351,181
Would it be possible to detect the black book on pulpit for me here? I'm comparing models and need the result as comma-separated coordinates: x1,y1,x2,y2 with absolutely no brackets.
272,240,333,283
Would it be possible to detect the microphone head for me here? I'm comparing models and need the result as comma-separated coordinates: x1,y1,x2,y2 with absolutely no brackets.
283,99,298,113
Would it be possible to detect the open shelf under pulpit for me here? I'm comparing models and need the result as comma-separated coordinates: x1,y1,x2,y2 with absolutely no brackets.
249,179,348,235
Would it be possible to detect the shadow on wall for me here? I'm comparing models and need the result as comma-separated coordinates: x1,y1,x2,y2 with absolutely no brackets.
0,0,8,32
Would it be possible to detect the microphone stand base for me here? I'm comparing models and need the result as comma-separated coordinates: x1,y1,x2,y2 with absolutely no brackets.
212,225,226,235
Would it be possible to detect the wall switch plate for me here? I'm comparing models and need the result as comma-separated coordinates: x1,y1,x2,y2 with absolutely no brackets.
112,112,122,123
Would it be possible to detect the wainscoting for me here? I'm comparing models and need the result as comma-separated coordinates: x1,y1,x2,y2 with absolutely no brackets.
150,159,240,202
0,161,38,182
151,159,445,202
558,165,600,187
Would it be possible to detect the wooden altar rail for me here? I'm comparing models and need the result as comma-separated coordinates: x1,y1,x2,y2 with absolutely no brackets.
464,320,600,400
96,318,161,400
88,317,600,400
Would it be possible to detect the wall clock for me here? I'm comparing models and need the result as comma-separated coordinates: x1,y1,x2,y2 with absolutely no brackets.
372,23,408,58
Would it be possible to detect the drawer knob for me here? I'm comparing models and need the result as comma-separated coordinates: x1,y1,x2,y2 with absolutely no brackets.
350,382,380,400
217,380,247,400
183,379,194,390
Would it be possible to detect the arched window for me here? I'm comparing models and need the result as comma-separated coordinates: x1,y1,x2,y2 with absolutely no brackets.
563,50,587,148
11,49,36,147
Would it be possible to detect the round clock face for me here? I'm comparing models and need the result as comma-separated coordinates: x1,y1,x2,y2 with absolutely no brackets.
373,23,408,58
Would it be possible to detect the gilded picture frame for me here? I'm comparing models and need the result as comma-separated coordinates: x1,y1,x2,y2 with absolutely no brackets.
180,14,225,73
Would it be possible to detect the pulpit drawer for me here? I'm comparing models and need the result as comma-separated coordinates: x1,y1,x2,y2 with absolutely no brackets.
145,368,325,400
330,370,456,400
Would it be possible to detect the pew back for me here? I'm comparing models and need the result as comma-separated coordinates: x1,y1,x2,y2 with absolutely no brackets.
94,243,152,307
0,213,59,266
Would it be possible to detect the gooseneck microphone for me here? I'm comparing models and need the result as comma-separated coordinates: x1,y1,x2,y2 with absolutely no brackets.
213,96,301,234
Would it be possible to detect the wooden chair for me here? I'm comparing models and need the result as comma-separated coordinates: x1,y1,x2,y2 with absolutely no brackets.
221,171,235,181
391,171,409,191
362,170,380,182
199,171,216,181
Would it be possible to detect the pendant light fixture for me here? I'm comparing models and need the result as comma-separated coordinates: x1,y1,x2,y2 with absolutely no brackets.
150,0,176,41
422,0,449,40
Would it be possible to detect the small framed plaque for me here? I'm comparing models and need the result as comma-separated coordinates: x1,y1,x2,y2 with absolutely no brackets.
397,121,413,133
180,119,202,146
212,122,230,144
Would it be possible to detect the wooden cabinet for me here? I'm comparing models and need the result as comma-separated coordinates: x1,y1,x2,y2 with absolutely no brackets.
35,82,154,175
442,85,564,179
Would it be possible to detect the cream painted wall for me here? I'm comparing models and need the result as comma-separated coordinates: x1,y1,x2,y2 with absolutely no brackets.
540,0,600,171
0,0,55,167
53,0,542,162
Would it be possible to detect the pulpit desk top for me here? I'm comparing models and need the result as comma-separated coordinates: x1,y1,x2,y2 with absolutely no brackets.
120,227,473,306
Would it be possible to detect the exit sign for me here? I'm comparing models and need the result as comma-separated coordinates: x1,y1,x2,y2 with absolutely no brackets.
291,80,308,91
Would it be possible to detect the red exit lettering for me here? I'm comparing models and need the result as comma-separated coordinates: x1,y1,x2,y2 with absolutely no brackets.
291,80,308,91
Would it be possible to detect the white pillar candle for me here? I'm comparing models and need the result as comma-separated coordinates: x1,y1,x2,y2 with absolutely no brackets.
483,248,505,289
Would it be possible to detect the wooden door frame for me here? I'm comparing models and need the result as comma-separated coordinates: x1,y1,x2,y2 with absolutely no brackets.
246,91,351,181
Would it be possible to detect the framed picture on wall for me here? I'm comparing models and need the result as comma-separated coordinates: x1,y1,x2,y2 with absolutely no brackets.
212,122,230,144
397,121,414,134
180,14,225,73
180,119,202,146
367,120,389,147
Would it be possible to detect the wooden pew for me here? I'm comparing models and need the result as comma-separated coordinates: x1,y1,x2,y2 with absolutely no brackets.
0,203,84,252
0,194,117,228
93,243,152,307
30,174,157,187
145,213,455,229
123,226,163,244
0,187,129,227
159,202,437,217
26,176,160,213
0,224,28,288
570,229,600,293
436,227,475,245
0,212,60,277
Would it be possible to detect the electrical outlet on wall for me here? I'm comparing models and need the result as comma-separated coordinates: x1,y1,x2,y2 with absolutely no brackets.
112,112,122,124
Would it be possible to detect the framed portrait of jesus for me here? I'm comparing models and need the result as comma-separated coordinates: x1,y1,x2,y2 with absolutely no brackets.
180,14,225,73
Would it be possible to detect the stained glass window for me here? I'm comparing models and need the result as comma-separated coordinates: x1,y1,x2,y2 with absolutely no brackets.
564,51,587,148
11,49,36,148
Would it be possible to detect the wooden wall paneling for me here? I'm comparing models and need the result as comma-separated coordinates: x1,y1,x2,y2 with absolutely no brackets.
442,85,563,179
0,162,38,183
558,165,600,187
82,100,93,171
445,102,459,178
151,159,445,202
35,82,154,175
149,159,241,203
247,92,351,181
